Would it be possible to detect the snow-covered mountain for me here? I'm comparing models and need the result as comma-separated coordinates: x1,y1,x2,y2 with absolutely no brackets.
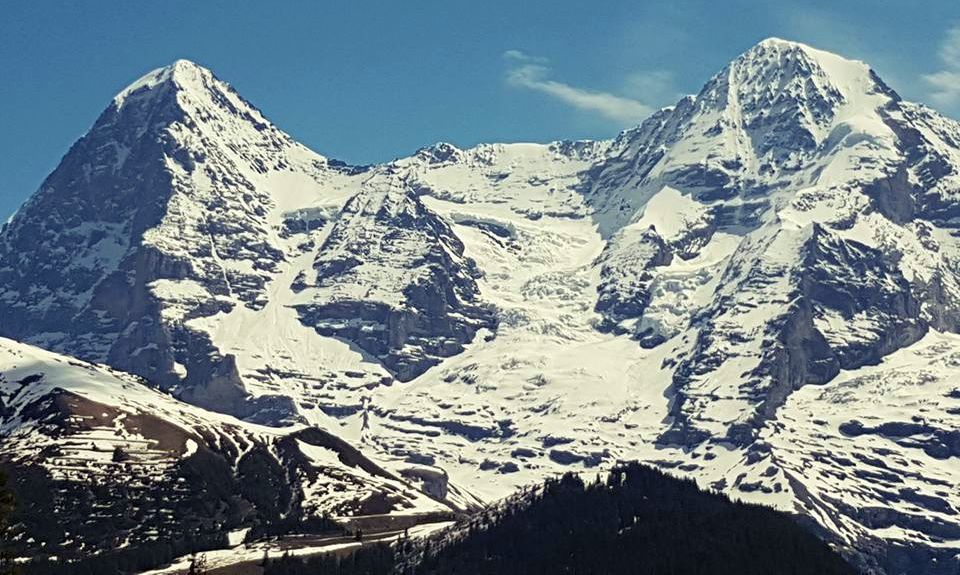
587,39,960,450
2,38,960,573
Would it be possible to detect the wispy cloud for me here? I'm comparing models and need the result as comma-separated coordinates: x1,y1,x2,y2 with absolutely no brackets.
924,25,960,111
503,50,654,125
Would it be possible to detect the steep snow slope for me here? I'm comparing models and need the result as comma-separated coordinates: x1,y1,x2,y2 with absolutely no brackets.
360,141,672,489
178,141,606,446
761,331,960,566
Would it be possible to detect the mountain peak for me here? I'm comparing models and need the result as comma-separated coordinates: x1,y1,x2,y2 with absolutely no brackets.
100,58,292,157
732,37,879,97
112,58,218,109
667,36,898,160
415,141,465,165
0,55,329,375
164,58,213,85
169,57,205,70
753,36,815,52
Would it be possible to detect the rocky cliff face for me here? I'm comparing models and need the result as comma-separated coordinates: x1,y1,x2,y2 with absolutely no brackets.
664,224,928,446
0,61,454,423
0,61,316,416
293,174,497,381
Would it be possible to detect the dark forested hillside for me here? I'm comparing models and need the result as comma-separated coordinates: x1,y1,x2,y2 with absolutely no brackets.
0,469,15,575
266,462,857,575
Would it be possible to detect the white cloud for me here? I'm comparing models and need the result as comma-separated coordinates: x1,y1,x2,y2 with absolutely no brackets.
623,70,676,101
924,25,960,109
503,50,654,125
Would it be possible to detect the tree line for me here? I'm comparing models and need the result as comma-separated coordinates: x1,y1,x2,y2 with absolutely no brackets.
264,462,856,575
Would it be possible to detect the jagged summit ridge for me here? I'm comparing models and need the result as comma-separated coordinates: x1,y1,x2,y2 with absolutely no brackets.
715,37,889,152
113,58,209,106
732,37,883,95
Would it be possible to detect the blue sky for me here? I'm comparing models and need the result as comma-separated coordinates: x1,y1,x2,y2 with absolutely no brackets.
2,1,959,220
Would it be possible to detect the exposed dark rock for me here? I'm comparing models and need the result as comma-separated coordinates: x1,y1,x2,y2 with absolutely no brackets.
398,466,449,500
295,187,497,381
665,225,927,447
841,420,960,460
595,227,672,333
